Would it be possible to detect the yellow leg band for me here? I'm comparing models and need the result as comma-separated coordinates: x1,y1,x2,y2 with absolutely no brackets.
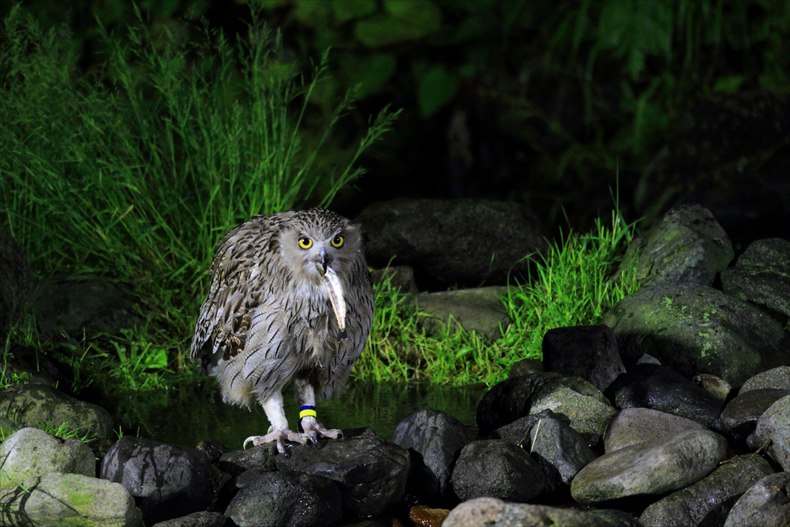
299,405,317,419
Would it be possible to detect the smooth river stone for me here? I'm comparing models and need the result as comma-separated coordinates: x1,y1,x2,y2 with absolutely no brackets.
571,429,727,504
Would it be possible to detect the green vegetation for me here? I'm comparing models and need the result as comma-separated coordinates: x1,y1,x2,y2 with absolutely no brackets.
355,207,639,386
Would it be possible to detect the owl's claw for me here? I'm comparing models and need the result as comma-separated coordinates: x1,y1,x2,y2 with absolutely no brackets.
300,417,343,443
243,428,307,455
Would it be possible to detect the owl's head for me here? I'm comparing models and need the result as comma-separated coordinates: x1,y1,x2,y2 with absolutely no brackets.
277,209,363,285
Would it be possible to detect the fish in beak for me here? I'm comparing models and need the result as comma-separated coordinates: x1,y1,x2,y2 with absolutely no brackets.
315,250,346,332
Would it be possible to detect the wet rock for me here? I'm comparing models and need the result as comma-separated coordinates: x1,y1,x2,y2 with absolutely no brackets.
477,372,615,440
740,365,790,393
0,472,143,527
604,282,790,387
724,471,790,527
0,427,95,489
0,224,32,341
528,412,597,485
392,408,475,500
749,394,790,470
721,238,790,318
541,325,624,392
604,408,706,453
639,453,775,527
620,204,733,287
411,287,510,339
151,511,228,527
275,429,410,518
0,383,114,447
693,373,732,401
443,497,641,527
507,358,543,378
408,504,449,527
357,198,546,288
608,364,724,429
450,439,546,502
571,429,728,504
721,388,790,442
218,442,278,476
99,436,213,525
225,469,342,527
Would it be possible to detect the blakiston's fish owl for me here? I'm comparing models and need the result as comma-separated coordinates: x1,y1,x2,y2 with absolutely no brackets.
190,209,374,453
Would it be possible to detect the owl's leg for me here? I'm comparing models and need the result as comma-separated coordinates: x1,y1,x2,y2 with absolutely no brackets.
243,390,307,454
295,380,343,444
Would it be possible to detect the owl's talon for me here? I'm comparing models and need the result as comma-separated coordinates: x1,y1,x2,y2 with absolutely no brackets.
243,429,306,454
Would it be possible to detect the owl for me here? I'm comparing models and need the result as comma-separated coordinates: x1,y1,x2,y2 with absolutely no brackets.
190,208,374,453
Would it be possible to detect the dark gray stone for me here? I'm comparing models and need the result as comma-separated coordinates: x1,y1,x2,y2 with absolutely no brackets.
33,277,139,339
444,497,642,527
721,388,790,441
542,325,624,392
451,439,547,502
225,469,342,527
411,287,510,339
356,198,546,288
152,511,228,527
392,408,475,500
528,413,598,485
724,472,790,527
0,383,114,447
604,408,707,453
741,366,790,393
218,443,278,476
750,395,790,471
604,282,790,387
99,436,213,525
721,238,790,318
275,429,410,519
608,364,724,430
477,372,615,439
620,204,733,287
571,429,728,504
639,454,775,527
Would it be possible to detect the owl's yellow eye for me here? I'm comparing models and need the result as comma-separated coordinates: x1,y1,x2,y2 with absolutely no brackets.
298,236,313,250
330,235,345,248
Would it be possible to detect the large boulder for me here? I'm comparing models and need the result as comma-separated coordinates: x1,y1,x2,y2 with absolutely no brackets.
722,238,790,319
392,408,475,501
99,436,214,525
356,198,546,288
639,453,775,527
620,204,733,287
0,472,143,527
0,427,95,489
724,472,790,527
225,469,342,527
570,429,728,504
603,282,790,387
0,384,114,447
274,429,410,519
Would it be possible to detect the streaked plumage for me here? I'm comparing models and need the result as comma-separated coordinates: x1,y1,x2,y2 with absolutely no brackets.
190,208,374,452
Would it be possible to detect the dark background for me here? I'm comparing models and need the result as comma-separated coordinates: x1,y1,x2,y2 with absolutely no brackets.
5,0,790,248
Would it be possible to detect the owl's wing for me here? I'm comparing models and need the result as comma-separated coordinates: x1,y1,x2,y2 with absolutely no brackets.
190,219,271,367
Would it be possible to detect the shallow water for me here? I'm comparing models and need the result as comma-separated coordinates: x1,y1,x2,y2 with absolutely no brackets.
105,381,487,449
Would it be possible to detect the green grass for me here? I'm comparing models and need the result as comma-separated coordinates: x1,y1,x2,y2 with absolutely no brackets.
0,6,398,394
353,207,640,387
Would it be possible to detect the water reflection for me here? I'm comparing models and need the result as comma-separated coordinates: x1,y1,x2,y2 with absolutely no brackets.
107,381,487,449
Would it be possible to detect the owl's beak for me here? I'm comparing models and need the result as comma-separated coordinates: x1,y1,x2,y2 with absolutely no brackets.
322,266,347,332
